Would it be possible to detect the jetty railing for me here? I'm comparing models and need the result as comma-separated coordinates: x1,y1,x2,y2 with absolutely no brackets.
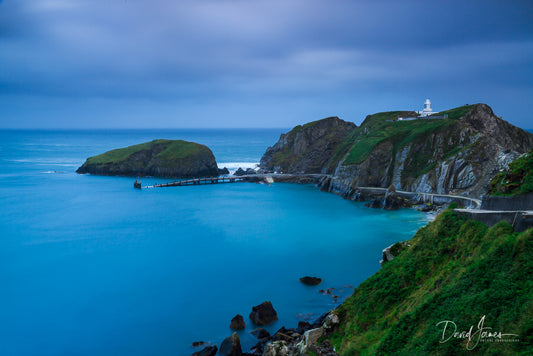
142,176,251,189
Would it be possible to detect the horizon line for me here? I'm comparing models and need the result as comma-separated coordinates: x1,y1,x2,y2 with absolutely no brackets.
0,127,292,130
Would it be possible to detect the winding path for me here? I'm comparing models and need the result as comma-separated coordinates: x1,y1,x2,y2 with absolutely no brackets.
355,186,482,209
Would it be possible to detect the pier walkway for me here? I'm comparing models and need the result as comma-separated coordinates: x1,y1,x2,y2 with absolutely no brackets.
143,176,252,188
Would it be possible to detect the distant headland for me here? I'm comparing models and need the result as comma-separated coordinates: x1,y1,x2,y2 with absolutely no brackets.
76,139,221,178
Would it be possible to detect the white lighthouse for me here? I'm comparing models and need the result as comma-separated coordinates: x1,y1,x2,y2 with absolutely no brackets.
418,98,436,117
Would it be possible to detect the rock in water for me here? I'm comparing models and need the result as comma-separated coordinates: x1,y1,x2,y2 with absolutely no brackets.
218,167,230,175
191,341,207,347
76,139,219,178
191,345,217,356
234,167,246,176
219,332,242,356
299,276,322,286
230,314,245,330
249,301,278,326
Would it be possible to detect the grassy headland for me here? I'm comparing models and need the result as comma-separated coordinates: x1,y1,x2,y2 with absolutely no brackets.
86,139,204,165
330,207,533,355
77,139,219,178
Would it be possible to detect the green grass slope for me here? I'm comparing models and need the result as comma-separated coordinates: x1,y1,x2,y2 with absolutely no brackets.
77,139,219,177
343,107,472,166
86,139,205,165
331,208,533,355
489,148,533,196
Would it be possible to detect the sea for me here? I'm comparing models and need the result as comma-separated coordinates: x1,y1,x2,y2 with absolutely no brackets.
0,129,429,355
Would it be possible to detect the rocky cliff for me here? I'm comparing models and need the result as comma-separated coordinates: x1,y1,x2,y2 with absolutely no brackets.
77,139,219,178
260,117,356,174
261,104,533,198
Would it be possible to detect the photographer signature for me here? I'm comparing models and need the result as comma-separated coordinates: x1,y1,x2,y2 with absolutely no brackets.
436,315,519,350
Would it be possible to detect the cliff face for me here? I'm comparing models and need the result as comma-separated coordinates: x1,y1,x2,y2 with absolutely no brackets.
259,117,356,174
76,139,219,178
261,104,533,198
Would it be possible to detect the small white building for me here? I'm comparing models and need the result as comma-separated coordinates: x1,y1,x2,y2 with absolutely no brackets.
417,99,437,117
398,99,445,121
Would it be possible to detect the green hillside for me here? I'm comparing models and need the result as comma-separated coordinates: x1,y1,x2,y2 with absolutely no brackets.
330,207,533,355
86,139,204,165
77,139,219,177
342,109,468,166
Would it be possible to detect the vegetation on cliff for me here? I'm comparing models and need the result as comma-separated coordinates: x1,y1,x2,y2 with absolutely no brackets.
330,208,533,355
343,112,458,166
77,139,219,177
489,148,533,196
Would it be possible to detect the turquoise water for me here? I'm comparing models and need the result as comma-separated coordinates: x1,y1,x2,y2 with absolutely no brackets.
0,130,428,355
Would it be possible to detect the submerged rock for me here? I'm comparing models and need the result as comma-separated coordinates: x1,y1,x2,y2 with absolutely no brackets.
250,327,270,339
191,341,207,347
249,301,278,326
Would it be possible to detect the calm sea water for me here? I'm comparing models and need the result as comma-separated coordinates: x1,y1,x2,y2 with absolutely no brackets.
0,129,429,355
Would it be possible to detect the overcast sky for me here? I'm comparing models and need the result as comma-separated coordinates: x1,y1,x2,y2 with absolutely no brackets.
1,0,532,129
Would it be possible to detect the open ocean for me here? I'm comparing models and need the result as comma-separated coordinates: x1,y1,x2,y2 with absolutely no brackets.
0,129,429,355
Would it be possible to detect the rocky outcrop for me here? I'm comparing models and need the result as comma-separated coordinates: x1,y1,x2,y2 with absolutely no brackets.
380,245,396,266
230,314,246,330
488,148,533,196
219,167,230,175
219,332,242,356
191,345,218,356
258,312,341,356
249,301,278,326
260,117,356,174
262,104,533,200
299,277,322,286
234,168,257,176
77,139,219,178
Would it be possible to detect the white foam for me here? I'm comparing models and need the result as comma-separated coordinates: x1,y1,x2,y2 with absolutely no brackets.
9,158,78,167
217,162,259,173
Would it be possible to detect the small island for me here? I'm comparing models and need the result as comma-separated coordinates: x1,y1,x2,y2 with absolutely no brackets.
76,139,220,178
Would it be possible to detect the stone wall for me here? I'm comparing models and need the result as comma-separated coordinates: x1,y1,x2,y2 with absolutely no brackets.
454,209,533,232
480,192,533,211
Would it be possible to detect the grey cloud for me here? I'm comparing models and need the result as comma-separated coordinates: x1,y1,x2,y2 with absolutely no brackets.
0,0,532,128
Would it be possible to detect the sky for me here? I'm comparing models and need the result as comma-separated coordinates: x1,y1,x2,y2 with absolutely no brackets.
1,0,532,129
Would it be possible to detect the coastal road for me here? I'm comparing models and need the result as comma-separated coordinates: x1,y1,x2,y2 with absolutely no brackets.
355,186,482,209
